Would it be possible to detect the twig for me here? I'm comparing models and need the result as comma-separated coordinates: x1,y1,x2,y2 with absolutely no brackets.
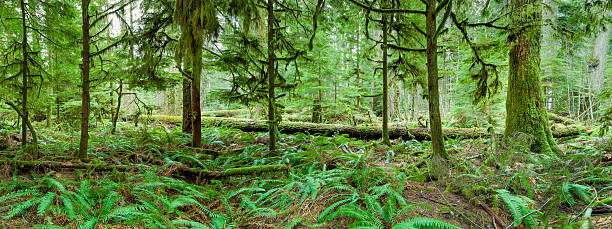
479,201,509,228
435,187,484,229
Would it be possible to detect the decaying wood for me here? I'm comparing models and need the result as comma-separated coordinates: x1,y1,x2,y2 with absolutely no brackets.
479,201,509,229
145,115,587,140
5,159,288,179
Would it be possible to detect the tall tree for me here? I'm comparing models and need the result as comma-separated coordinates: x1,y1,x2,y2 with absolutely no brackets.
20,0,31,152
589,23,610,98
381,6,390,146
78,0,92,161
505,0,560,154
174,0,219,148
424,0,447,167
266,0,277,152
77,0,129,160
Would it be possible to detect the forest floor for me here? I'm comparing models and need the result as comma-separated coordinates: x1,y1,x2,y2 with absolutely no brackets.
0,120,610,228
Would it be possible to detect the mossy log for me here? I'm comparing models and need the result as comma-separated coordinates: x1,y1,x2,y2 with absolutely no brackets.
146,115,488,140
5,159,288,179
201,109,245,117
548,113,577,125
146,115,587,140
180,164,289,178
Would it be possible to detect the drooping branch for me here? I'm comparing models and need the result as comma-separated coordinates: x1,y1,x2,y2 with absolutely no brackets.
347,0,426,14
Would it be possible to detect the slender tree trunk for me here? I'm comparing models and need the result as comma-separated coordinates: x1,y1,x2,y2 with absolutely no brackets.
505,0,559,154
182,68,192,133
381,13,391,146
267,0,277,152
20,0,37,158
312,65,322,123
111,80,123,134
78,0,91,161
20,0,29,148
426,0,448,174
191,21,203,148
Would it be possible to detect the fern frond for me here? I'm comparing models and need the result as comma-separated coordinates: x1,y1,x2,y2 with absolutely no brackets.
171,219,212,229
0,188,41,202
496,189,536,228
99,191,119,220
78,217,97,229
59,194,75,219
30,225,68,229
43,177,66,193
392,217,461,229
318,198,353,222
3,197,40,219
37,192,56,216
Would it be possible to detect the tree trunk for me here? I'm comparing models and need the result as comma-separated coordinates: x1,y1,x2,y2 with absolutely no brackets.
182,69,192,133
312,73,322,123
267,0,277,152
20,0,30,151
111,80,123,134
505,0,560,154
78,0,91,161
381,13,391,146
426,0,448,167
588,22,610,111
191,20,203,148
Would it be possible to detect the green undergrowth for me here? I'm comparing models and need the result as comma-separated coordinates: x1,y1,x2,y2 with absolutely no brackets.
0,122,465,228
0,121,609,228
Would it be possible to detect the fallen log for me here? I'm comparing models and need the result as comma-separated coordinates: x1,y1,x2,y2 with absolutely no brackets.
145,115,587,140
201,109,244,117
548,113,577,125
178,164,289,179
4,160,288,179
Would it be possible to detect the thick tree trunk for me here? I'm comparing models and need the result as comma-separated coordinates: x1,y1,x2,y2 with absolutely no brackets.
505,0,559,154
589,23,610,97
267,0,277,152
111,80,123,134
78,0,91,161
382,13,390,145
425,0,448,168
541,0,558,111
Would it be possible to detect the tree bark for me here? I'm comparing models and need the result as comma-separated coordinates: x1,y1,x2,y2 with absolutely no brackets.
181,65,192,133
267,0,277,152
425,0,448,167
20,0,30,153
191,9,203,148
382,12,391,146
78,0,91,161
505,0,560,154
589,23,610,99
111,80,123,134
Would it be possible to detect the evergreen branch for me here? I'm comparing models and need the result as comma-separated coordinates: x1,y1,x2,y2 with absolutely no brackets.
347,0,426,14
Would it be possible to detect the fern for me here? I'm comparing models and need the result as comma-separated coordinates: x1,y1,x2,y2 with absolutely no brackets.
172,219,212,229
496,189,537,228
0,188,41,202
30,225,68,229
36,192,56,216
3,197,40,219
561,182,593,205
392,217,461,229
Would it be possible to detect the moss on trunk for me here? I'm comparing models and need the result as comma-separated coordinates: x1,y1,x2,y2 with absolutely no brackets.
505,0,560,154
